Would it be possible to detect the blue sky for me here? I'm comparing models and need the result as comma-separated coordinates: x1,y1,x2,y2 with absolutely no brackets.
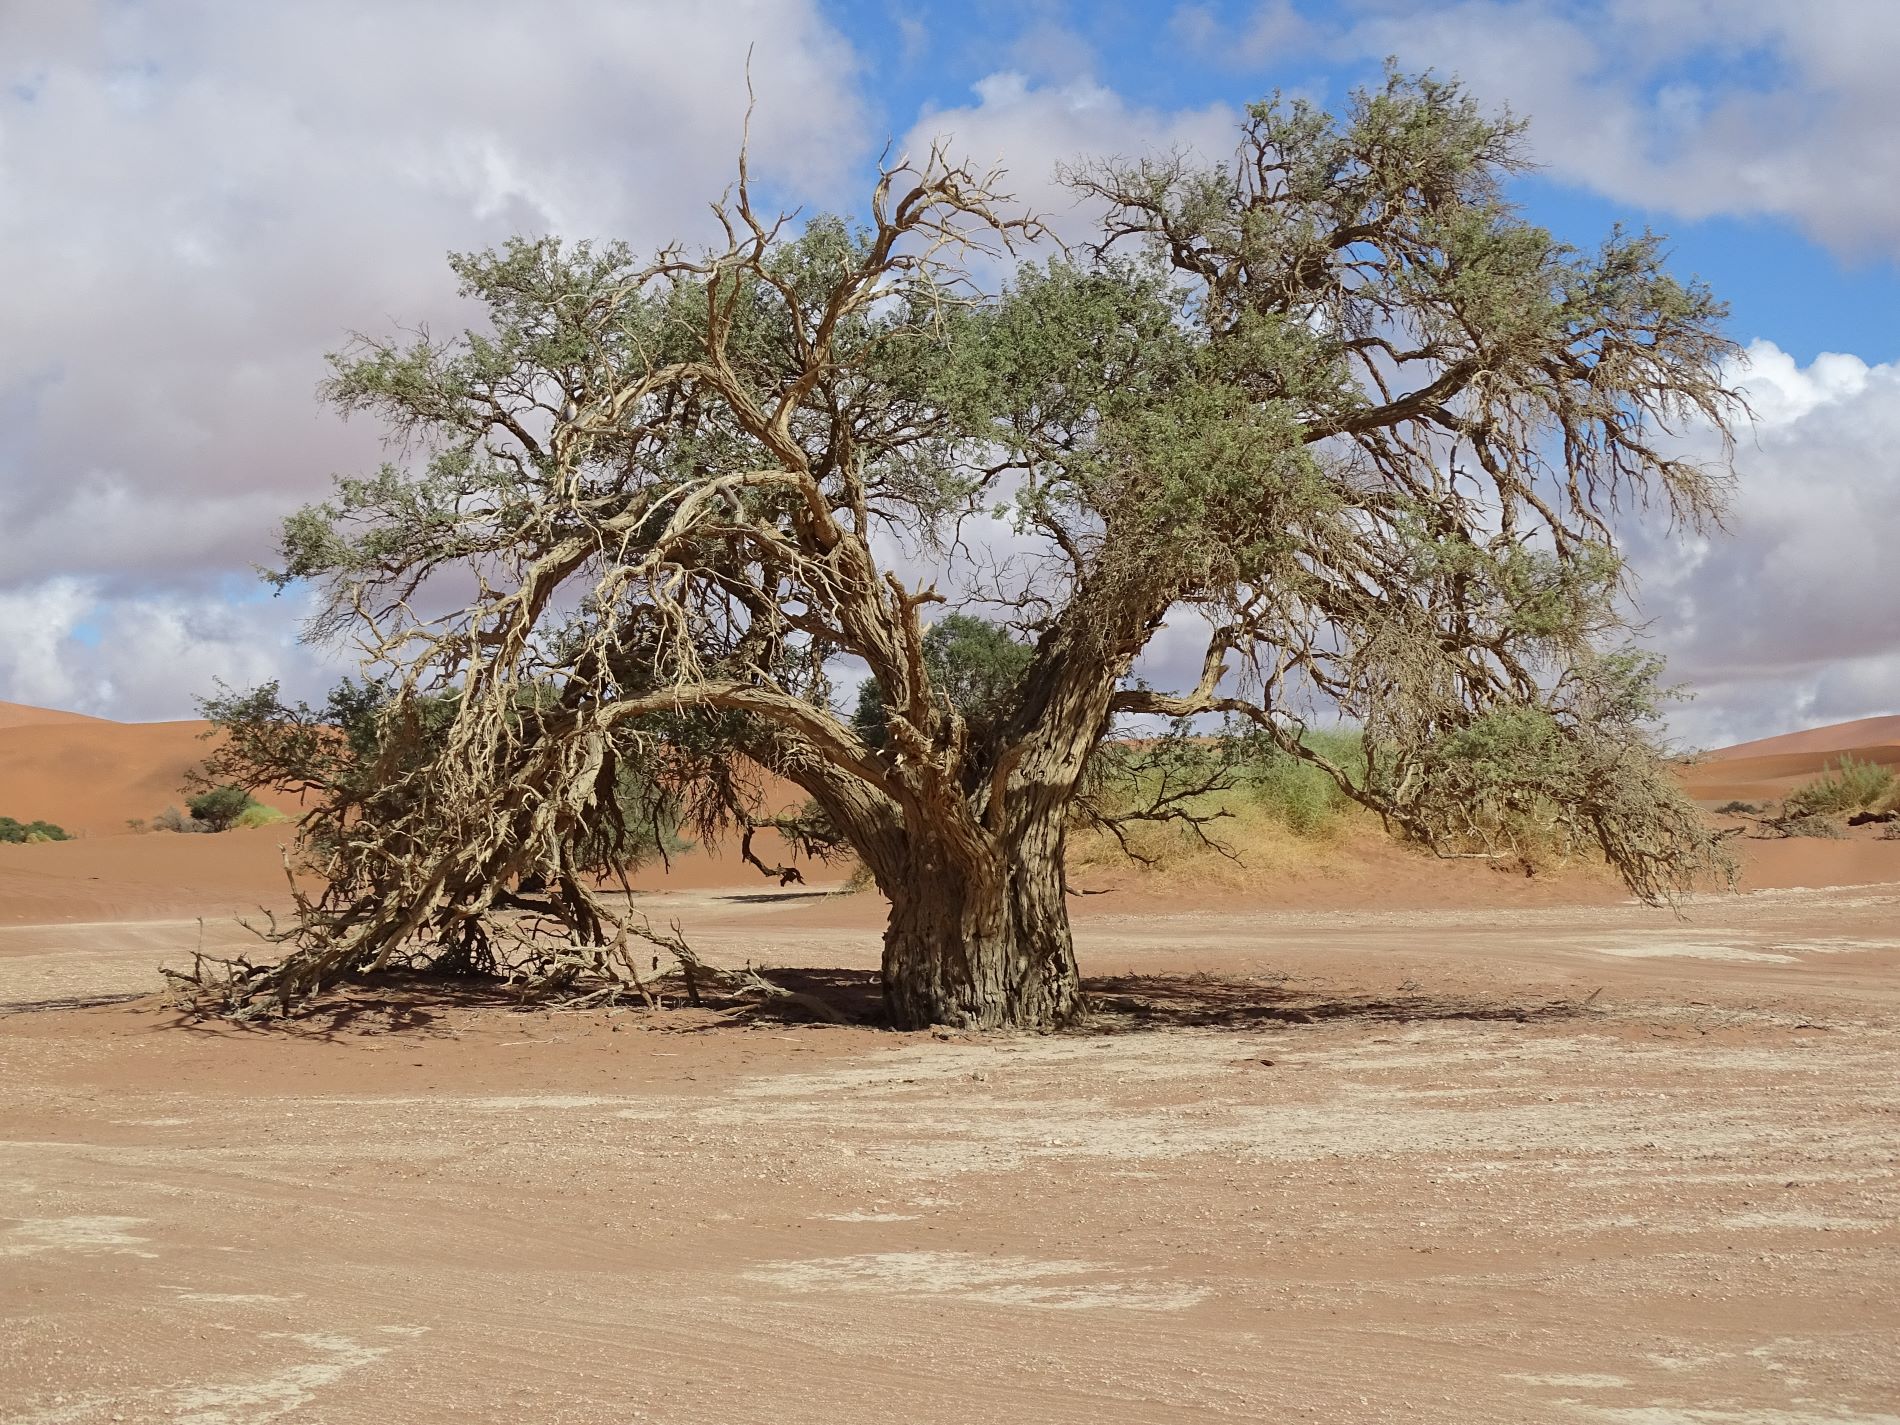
0,0,1895,745
826,0,1900,363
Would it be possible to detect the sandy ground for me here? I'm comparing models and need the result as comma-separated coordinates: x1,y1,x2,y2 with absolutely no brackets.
2,879,1897,1424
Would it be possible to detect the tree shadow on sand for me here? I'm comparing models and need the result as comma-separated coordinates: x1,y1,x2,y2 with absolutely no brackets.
1079,972,1593,1033
131,965,1592,1038
151,975,519,1042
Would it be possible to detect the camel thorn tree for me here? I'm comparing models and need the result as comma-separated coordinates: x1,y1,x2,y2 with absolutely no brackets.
190,70,1740,1029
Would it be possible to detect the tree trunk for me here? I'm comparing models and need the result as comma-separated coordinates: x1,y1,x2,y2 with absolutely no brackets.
880,833,1082,1032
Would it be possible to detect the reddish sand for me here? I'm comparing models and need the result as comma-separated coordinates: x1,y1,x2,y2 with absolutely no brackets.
1680,743,1900,805
0,714,306,837
1702,713,1900,762
3,883,1898,1422
1681,712,1900,805
0,699,111,730
3,699,1898,1419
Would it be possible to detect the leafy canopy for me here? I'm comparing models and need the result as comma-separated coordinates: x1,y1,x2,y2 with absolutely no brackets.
177,69,1741,1014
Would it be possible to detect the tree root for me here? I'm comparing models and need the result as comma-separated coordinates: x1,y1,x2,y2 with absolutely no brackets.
159,913,845,1025
669,944,846,1023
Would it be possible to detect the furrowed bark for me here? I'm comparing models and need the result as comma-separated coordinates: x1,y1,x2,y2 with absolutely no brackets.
876,821,1080,1031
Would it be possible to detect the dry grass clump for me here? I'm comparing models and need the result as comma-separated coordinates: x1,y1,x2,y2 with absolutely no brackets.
1786,756,1895,818
1068,730,1383,888
1068,791,1369,890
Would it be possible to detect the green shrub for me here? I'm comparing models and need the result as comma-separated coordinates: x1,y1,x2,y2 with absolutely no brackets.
1238,729,1364,836
168,786,282,833
851,614,1034,747
233,801,288,829
1786,756,1896,817
0,816,70,844
187,784,255,832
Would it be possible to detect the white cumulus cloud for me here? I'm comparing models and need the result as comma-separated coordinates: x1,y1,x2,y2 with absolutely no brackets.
1328,0,1900,261
0,0,866,718
902,72,1238,247
1633,340,1900,745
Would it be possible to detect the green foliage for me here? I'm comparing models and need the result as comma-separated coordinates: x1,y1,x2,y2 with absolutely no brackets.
1236,730,1366,837
852,614,1035,747
234,802,289,829
1785,756,1895,817
187,784,256,832
1383,658,1729,892
0,816,70,844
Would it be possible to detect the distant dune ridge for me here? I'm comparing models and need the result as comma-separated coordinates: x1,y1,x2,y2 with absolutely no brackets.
1,701,1897,927
4,699,1896,832
1699,714,1900,763
1681,714,1900,806
0,700,112,730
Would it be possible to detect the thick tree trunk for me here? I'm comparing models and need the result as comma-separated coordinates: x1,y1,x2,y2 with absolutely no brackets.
880,837,1081,1031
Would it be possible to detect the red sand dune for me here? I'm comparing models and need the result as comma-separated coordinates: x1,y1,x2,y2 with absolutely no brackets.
0,700,111,730
1701,714,1900,763
1682,713,1900,805
3,702,1898,927
0,716,306,837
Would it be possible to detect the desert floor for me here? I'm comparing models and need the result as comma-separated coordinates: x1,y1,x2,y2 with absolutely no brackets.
3,876,1897,1424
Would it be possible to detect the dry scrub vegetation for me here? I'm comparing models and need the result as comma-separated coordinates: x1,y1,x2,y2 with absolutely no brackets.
169,69,1741,1028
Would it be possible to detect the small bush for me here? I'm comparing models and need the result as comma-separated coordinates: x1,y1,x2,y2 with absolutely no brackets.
1786,756,1896,817
1235,728,1365,837
151,805,200,834
1778,812,1845,840
233,801,288,829
187,784,255,832
0,816,70,844
1715,800,1759,815
152,787,280,833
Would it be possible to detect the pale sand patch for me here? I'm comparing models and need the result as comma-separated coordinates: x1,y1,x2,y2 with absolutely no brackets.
654,1027,1899,1181
307,1094,627,1112
163,1288,302,1306
745,1251,1207,1311
1768,938,1900,955
815,1211,920,1222
1565,1409,1900,1425
172,1332,391,1425
0,1215,154,1258
1507,1373,1632,1388
1591,942,1797,963
1720,1210,1886,1232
